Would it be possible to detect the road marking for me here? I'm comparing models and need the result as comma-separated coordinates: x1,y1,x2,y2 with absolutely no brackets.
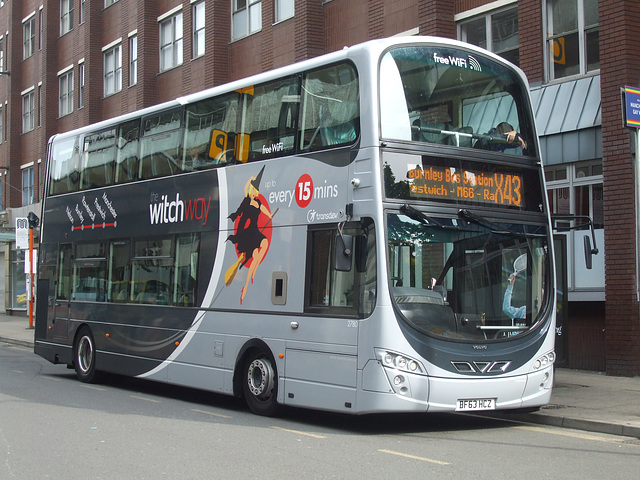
191,409,232,419
81,384,107,391
12,370,24,374
130,395,160,403
516,425,625,443
271,426,326,438
42,375,62,382
379,449,450,465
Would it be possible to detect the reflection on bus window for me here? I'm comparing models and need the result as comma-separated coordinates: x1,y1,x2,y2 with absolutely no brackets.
82,129,116,189
115,120,140,184
72,243,107,302
50,136,81,195
140,110,183,180
307,219,376,317
183,92,240,169
380,46,533,156
174,233,199,306
132,238,173,305
108,240,131,303
241,77,299,161
300,63,359,151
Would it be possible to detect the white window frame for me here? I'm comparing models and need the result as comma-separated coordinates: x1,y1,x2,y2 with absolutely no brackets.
105,0,119,7
23,14,35,60
58,68,74,117
159,11,183,72
457,2,519,66
60,0,74,36
275,0,294,23
78,62,85,108
22,89,35,133
103,43,122,97
22,166,34,206
129,34,138,86
192,1,205,58
543,0,600,82
232,0,262,41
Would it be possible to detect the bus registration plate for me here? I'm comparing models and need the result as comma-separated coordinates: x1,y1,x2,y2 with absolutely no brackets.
456,398,495,411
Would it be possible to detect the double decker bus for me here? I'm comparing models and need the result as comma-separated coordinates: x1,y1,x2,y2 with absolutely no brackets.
35,37,555,416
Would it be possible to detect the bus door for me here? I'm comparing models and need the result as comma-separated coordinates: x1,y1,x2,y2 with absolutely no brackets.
284,221,376,411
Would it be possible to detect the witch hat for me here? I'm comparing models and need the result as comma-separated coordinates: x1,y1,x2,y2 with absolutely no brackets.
251,166,265,192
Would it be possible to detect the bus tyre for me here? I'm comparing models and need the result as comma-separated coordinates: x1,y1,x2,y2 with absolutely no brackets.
243,351,279,416
74,327,98,383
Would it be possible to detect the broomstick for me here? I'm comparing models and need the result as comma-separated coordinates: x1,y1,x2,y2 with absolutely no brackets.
224,208,279,285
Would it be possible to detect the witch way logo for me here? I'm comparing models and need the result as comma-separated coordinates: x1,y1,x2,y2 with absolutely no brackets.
148,191,212,226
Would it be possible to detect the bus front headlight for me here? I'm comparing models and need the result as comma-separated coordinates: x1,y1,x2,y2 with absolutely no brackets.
376,349,425,375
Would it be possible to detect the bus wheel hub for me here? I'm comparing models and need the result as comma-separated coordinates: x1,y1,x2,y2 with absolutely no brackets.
247,359,274,398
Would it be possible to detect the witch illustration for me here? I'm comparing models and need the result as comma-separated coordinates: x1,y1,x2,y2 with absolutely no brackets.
225,166,276,304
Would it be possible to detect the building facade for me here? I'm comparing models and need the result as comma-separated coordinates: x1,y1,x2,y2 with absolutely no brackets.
0,0,637,376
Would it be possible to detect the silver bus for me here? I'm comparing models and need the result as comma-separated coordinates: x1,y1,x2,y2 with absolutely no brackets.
35,37,555,416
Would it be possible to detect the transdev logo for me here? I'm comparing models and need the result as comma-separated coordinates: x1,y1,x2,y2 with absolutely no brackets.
149,192,212,226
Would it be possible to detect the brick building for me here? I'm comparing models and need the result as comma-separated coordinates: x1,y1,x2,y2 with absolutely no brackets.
0,0,637,376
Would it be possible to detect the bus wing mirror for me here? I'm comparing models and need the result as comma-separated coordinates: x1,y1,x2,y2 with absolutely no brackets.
334,233,353,272
584,235,594,270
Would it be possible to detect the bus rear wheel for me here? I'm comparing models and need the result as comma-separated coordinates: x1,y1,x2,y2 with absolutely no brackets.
74,327,99,383
243,351,279,416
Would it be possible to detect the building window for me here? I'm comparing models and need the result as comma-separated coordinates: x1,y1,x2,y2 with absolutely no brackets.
79,63,85,108
545,0,599,81
104,44,122,97
193,1,205,58
23,16,35,59
232,0,261,40
80,0,86,24
130,35,138,85
105,0,119,7
60,0,74,36
275,0,294,23
22,91,35,133
0,37,4,71
38,85,42,127
458,5,519,66
0,106,3,144
546,161,604,229
59,70,74,117
39,9,43,49
22,166,34,206
160,12,183,71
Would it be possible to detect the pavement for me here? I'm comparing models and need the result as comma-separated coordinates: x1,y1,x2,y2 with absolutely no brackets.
2,313,639,439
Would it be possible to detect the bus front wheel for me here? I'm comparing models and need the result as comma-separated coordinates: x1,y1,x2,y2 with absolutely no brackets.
242,350,280,416
74,327,98,383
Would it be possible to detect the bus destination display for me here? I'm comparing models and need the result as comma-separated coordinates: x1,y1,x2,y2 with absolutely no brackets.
407,164,523,207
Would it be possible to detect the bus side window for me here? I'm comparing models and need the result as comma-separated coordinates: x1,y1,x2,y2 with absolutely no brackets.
50,136,81,195
108,240,131,303
115,120,140,184
140,110,183,180
57,244,73,300
184,92,240,169
81,129,116,189
72,243,107,302
300,62,359,151
307,228,356,309
173,233,199,306
240,77,299,161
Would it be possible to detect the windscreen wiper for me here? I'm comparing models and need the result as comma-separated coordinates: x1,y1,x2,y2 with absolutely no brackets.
457,209,545,238
401,204,464,231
